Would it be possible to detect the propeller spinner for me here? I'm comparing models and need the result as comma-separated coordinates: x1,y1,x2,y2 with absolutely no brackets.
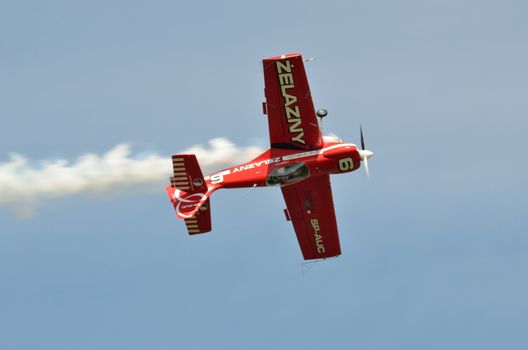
357,125,374,178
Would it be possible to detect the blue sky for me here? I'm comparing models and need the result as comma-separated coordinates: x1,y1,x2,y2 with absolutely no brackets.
1,1,527,349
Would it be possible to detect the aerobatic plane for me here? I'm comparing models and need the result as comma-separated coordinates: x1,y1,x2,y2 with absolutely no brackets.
166,53,373,260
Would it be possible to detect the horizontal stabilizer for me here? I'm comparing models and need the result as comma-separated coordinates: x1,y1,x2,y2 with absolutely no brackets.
166,154,215,234
169,155,206,192
184,198,212,235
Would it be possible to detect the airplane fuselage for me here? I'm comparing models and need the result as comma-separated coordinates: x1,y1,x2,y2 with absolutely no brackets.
205,139,362,190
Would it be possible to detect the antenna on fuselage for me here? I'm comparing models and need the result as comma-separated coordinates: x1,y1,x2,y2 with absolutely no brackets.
316,108,328,135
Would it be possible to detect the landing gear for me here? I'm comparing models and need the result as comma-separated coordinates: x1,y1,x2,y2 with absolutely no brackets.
317,108,328,133
316,108,328,119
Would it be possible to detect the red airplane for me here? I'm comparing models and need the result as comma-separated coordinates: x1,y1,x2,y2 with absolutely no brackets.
166,53,373,260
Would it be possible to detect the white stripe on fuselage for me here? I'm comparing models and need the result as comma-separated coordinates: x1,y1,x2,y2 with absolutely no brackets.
208,143,357,179
282,143,356,161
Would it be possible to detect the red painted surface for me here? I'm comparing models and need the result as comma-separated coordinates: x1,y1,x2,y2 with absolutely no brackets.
166,54,366,260
262,53,323,150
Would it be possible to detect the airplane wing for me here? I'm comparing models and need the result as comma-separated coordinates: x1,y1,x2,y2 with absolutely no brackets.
281,174,341,260
262,53,323,151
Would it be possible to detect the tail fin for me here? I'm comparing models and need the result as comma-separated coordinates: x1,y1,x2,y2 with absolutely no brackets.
165,154,215,234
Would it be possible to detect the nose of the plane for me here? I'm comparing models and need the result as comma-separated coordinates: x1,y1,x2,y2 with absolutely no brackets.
357,149,374,178
358,150,374,160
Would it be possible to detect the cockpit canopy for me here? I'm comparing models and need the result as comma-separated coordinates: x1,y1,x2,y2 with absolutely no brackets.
266,162,310,187
323,135,342,143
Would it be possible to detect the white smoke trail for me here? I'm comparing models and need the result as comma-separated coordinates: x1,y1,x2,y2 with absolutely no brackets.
0,138,263,217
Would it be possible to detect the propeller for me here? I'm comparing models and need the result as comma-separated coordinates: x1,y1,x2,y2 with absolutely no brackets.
357,125,374,178
360,125,366,150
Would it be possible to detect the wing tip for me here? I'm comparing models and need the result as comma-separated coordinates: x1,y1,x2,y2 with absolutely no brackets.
263,53,302,61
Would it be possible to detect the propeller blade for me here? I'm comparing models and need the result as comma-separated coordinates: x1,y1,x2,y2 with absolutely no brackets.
359,126,373,178
360,125,366,150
